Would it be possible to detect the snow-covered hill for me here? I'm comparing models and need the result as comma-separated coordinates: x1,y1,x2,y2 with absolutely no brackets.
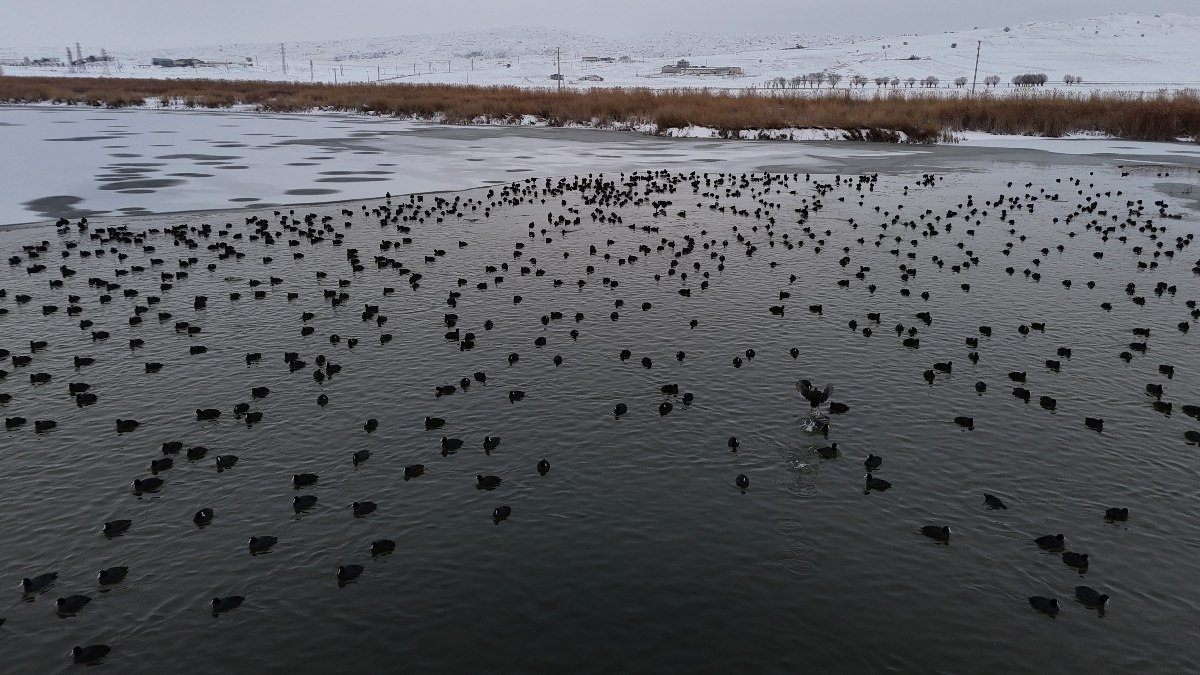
2,13,1197,93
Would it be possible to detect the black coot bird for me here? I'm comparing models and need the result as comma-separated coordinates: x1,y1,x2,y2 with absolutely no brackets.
104,519,132,535
983,494,1007,510
1062,552,1089,569
337,565,364,581
1029,596,1060,615
72,645,111,663
248,536,277,553
98,566,128,585
1074,586,1110,607
796,379,833,408
212,596,244,612
56,594,92,613
920,525,951,542
1035,533,1065,549
22,572,57,593
865,474,891,491
815,443,838,459
193,508,214,525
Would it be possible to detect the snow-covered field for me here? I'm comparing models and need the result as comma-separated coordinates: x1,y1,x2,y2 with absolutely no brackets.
2,13,1198,94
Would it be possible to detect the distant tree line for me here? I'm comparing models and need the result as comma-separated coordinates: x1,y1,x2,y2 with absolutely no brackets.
1011,73,1049,87
764,70,1080,90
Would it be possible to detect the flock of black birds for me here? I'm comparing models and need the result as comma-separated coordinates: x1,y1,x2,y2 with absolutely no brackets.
2,165,1199,664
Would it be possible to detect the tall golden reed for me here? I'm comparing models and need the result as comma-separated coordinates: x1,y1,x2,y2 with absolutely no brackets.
2,76,1198,143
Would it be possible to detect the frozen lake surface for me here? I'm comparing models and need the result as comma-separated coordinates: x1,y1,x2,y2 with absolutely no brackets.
4,105,1200,227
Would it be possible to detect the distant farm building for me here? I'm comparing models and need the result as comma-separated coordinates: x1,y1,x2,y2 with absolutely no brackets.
151,58,206,67
579,74,605,82
581,56,615,63
661,60,742,76
0,57,63,67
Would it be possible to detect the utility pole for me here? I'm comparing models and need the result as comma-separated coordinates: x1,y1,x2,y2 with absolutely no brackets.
556,46,561,92
971,40,981,94
280,43,287,76
75,43,82,62
333,68,337,84
310,60,314,82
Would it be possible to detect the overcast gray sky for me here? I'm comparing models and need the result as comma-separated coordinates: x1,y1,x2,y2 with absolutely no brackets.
2,0,1198,48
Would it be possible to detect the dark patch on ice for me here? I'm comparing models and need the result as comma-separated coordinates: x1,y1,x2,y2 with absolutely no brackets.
109,153,143,158
214,165,250,170
22,195,106,220
466,158,485,162
98,178,185,191
285,188,340,196
155,153,242,160
229,197,261,202
318,170,392,175
315,176,389,183
45,136,121,142
167,172,214,178
505,168,533,172
117,189,157,194
286,162,319,166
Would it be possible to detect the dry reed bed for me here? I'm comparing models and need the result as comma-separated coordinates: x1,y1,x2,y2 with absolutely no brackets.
2,76,1199,143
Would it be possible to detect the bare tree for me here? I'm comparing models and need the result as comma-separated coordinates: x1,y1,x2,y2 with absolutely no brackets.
1012,73,1048,87
891,77,901,88
984,75,1000,87
810,72,825,88
827,73,842,88
905,77,916,88
874,76,887,87
923,76,940,88
954,76,968,88
790,75,805,89
772,76,787,89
